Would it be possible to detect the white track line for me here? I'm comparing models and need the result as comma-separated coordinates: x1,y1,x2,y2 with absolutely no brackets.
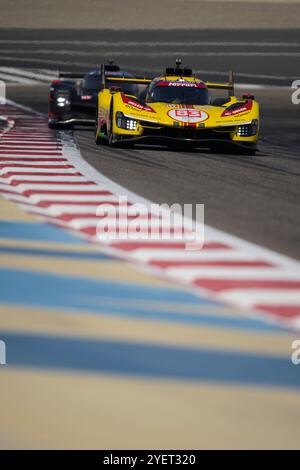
220,290,300,307
0,71,40,85
0,40,299,47
165,267,300,282
1,62,294,85
125,249,269,262
2,48,300,58
0,67,56,82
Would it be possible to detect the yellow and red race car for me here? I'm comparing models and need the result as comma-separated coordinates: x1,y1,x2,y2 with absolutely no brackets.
95,60,259,154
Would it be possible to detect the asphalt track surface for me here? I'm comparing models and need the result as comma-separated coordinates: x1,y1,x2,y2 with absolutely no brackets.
2,28,300,259
2,0,300,30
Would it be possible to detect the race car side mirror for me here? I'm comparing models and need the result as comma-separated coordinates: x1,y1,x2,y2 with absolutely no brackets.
243,93,255,100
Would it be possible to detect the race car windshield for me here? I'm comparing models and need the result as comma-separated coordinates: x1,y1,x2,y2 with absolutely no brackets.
83,75,101,91
83,75,137,95
148,85,210,105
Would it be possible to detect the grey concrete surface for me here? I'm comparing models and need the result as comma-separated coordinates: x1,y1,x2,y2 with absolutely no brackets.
0,0,300,29
0,29,299,86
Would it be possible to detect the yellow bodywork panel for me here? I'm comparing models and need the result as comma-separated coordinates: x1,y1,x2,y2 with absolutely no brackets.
97,75,259,145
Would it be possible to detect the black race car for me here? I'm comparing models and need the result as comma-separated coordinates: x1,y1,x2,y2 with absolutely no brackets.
48,63,138,129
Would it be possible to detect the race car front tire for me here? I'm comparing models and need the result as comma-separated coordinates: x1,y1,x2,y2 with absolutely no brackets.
95,107,107,145
95,132,106,145
108,104,117,147
107,105,135,148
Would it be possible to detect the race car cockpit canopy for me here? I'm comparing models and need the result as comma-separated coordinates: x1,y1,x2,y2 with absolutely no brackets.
147,80,211,105
103,59,235,99
164,57,193,77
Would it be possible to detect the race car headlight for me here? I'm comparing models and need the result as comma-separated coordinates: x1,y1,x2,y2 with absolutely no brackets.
116,112,138,130
56,96,70,107
237,119,258,137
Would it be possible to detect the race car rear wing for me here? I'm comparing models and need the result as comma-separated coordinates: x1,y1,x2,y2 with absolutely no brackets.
101,67,151,88
102,66,235,97
205,71,235,97
58,63,121,80
105,77,152,85
58,71,84,79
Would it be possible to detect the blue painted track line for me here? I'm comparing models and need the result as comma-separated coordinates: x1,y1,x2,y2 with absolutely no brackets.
0,268,288,332
1,331,299,389
0,221,84,243
0,245,110,260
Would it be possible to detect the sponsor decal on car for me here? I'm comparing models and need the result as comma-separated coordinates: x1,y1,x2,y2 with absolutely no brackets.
167,108,209,123
121,94,156,113
157,80,206,88
221,100,253,117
